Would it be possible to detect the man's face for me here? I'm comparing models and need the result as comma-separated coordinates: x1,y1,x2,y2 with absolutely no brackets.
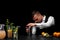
33,13,43,23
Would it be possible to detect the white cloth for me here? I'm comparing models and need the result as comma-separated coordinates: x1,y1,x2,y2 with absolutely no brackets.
32,15,55,34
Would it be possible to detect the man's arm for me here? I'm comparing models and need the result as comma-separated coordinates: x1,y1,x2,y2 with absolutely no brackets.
35,16,55,29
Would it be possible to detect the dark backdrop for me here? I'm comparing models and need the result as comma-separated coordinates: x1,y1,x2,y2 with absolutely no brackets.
0,0,60,35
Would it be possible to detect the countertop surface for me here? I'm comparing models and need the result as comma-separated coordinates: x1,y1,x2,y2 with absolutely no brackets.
1,35,60,40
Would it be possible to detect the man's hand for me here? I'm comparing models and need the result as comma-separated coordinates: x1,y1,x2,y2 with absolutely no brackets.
26,23,36,27
26,28,29,33
26,23,36,33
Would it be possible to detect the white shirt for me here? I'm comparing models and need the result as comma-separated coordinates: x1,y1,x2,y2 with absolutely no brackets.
32,15,55,34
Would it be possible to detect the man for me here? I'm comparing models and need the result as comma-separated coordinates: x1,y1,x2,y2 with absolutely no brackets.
26,10,55,35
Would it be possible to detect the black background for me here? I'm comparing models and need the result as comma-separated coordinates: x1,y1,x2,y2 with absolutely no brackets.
0,0,60,35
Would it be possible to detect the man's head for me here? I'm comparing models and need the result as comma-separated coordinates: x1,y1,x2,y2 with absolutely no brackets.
32,10,44,23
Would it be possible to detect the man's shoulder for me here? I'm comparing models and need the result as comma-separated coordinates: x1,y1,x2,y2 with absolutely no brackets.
48,16,54,18
45,15,54,19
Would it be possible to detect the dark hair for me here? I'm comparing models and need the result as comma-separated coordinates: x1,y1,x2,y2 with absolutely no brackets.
32,10,44,16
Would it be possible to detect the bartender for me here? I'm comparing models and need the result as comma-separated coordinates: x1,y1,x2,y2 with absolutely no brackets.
26,10,55,35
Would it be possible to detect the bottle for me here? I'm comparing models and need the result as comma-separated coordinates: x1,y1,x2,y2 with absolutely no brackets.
0,24,6,39
32,27,36,35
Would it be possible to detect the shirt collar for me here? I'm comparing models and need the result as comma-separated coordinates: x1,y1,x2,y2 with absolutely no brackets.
43,15,46,21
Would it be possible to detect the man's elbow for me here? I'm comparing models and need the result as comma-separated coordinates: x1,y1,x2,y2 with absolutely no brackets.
46,23,55,27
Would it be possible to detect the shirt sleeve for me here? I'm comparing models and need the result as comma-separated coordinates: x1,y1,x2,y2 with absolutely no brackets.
35,16,55,29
